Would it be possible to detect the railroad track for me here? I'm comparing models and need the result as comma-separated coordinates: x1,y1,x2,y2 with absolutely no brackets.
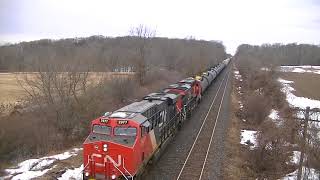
176,69,231,180
141,65,232,180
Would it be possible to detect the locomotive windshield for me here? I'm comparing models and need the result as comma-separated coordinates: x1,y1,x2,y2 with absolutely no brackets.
92,125,111,135
114,127,137,136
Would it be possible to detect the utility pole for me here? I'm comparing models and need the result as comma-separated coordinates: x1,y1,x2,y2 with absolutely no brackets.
297,106,310,180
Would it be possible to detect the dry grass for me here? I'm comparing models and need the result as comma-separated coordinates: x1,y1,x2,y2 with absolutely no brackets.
0,73,26,103
223,74,255,180
0,72,135,103
280,72,320,100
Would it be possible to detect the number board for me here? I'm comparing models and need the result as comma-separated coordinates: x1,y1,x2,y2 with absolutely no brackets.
118,120,128,125
100,118,109,123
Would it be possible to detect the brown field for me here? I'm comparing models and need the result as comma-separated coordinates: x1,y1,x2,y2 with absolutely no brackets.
0,73,26,103
279,72,320,100
0,72,135,103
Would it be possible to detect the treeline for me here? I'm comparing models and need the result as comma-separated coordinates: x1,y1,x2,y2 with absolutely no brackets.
235,43,320,67
0,35,226,75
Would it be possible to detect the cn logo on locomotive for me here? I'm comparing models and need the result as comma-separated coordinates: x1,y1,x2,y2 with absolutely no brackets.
92,153,122,167
104,154,122,167
105,154,122,167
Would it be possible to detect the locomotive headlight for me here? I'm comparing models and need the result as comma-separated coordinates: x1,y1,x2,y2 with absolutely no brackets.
103,144,108,151
85,172,90,177
111,174,116,179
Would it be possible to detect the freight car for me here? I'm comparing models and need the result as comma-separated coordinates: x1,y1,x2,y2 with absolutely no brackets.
82,58,230,180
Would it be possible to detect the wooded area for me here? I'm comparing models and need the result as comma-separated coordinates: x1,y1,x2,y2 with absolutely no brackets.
235,43,320,67
0,35,226,75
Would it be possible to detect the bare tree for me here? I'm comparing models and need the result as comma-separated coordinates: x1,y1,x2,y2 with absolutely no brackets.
16,62,90,139
129,25,156,85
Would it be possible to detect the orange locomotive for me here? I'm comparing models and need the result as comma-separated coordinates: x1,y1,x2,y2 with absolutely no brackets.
82,59,230,179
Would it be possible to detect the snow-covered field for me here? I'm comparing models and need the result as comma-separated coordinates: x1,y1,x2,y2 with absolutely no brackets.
278,78,320,109
277,76,320,132
2,148,82,180
261,65,320,75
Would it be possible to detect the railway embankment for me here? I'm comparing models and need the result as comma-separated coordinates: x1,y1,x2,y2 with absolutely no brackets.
223,63,304,179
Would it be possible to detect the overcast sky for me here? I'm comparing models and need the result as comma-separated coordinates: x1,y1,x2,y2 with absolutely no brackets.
1,0,320,54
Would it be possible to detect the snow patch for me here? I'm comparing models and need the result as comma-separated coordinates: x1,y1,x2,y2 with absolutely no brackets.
11,168,52,180
290,151,301,165
296,110,320,122
269,109,279,120
58,165,83,180
281,65,320,69
278,78,294,84
3,148,82,180
268,109,283,127
234,69,243,95
261,67,271,71
280,66,320,75
282,167,320,180
238,100,243,109
278,78,320,109
240,130,257,150
234,70,243,81
239,103,243,109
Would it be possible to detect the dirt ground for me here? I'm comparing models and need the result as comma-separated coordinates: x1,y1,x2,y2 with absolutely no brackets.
279,72,320,100
222,73,255,180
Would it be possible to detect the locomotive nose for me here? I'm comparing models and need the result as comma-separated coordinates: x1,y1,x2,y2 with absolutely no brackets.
84,142,129,179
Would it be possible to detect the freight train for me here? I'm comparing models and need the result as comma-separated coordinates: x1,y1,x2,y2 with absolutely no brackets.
82,58,230,180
